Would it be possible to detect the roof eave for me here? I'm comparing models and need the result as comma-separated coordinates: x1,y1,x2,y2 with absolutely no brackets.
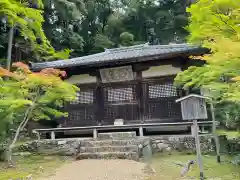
176,94,212,103
29,46,209,71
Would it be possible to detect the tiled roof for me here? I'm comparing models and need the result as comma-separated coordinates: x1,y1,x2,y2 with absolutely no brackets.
30,43,208,71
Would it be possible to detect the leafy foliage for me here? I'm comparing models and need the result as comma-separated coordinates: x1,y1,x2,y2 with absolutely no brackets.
0,0,70,62
0,62,79,161
0,62,78,122
40,0,190,56
232,154,240,166
120,32,134,46
174,0,240,129
215,103,240,130
0,0,191,61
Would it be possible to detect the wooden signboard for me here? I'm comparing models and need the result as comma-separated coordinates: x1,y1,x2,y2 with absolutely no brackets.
100,65,134,83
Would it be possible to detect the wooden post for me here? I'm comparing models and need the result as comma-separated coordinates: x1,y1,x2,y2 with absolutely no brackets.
37,132,40,140
136,71,145,123
93,128,98,138
210,102,221,163
51,131,55,140
95,76,104,125
193,120,204,180
139,126,144,137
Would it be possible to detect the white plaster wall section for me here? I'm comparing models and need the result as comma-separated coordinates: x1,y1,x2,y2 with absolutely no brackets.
142,65,181,78
66,74,97,84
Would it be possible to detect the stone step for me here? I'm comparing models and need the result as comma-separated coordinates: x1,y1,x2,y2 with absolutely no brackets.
80,139,141,147
79,145,139,153
76,152,139,161
98,132,136,139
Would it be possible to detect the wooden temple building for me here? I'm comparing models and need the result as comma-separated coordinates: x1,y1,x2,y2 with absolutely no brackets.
30,43,210,135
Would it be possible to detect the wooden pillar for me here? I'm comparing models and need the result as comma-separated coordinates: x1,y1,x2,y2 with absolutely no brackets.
93,128,98,138
37,132,41,140
51,131,55,140
180,58,190,97
139,126,144,137
210,102,221,163
95,76,104,125
136,71,145,123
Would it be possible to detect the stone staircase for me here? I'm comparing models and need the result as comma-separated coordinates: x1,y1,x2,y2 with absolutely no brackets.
14,132,152,161
75,132,147,161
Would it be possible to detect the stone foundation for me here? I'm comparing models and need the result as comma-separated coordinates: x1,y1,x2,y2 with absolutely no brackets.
150,135,215,154
14,137,150,160
15,135,216,159
15,139,83,156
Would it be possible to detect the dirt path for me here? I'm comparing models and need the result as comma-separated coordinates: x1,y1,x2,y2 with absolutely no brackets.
40,159,146,180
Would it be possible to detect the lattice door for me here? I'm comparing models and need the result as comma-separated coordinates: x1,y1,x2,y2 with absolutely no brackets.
64,85,97,127
144,80,182,121
102,83,140,125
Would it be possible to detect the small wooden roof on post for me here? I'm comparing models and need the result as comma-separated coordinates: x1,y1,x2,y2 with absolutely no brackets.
176,94,211,103
176,94,211,121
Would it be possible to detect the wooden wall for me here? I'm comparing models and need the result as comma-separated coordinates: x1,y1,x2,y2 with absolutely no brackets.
59,58,187,127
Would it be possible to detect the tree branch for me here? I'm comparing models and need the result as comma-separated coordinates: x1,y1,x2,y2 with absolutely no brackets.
6,88,40,164
20,89,40,131
212,12,238,36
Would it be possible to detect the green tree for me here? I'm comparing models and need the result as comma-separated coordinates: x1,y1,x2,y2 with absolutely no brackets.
120,32,134,46
41,0,191,56
122,0,189,45
0,0,70,63
0,62,79,163
42,0,85,58
90,34,113,53
174,0,240,128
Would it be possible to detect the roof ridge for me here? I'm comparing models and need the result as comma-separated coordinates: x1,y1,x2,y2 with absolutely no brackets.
40,51,109,65
69,51,108,61
148,43,195,49
105,43,196,54
106,43,149,52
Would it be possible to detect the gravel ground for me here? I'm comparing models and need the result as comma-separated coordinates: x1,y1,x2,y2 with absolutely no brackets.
39,159,146,180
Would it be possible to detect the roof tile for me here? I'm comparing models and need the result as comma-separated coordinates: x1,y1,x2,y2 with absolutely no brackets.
30,43,207,71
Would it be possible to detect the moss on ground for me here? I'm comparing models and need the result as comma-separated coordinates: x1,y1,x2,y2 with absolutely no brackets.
0,155,71,180
0,153,239,180
147,152,240,180
216,130,240,139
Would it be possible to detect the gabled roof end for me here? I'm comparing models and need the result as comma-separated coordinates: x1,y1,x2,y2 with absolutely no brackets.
176,94,211,103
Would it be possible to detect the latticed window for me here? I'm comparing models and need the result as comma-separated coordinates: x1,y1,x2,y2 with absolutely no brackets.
107,87,134,102
70,91,94,104
149,83,178,98
68,109,95,122
103,84,139,122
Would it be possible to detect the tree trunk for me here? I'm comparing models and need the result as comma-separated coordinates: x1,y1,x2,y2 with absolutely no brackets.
6,120,25,165
6,27,14,70
5,108,31,165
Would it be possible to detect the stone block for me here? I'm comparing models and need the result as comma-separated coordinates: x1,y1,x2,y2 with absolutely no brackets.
81,139,139,147
79,145,138,153
76,152,139,161
149,135,215,154
98,132,137,139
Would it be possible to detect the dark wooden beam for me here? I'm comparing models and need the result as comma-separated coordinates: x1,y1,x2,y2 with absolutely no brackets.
95,76,104,125
89,71,99,77
133,64,150,72
135,71,145,123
